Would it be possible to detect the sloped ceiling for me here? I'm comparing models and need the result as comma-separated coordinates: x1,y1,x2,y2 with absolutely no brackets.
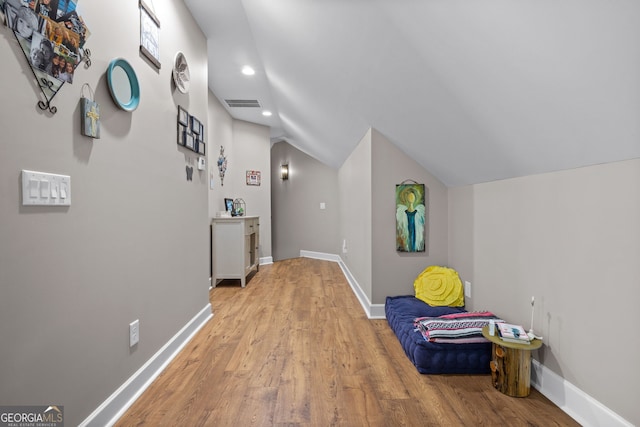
184,0,640,187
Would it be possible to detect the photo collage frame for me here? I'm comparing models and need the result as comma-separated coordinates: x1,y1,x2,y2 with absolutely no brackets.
2,0,91,85
177,105,205,155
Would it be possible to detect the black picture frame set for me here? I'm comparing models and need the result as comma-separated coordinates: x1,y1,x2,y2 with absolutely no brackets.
177,105,205,155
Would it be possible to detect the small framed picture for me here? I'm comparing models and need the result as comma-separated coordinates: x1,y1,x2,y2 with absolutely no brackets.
185,132,195,150
177,124,186,146
224,198,234,212
193,139,199,154
178,106,189,125
246,170,261,186
140,0,161,69
199,122,204,138
191,116,201,134
198,140,206,155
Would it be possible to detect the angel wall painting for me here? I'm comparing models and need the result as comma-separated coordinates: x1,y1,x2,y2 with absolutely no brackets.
396,183,426,253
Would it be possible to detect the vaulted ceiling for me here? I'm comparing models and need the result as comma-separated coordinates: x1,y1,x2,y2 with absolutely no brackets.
184,0,639,187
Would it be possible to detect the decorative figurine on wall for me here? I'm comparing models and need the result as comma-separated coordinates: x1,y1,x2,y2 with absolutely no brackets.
217,146,227,186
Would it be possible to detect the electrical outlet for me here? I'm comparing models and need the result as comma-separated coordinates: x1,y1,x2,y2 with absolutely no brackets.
129,319,139,347
464,281,471,298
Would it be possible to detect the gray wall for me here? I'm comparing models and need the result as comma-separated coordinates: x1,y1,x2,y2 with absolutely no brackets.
370,129,449,304
0,1,209,425
336,129,450,305
207,90,234,215
449,158,640,427
270,141,339,261
338,130,373,301
207,99,272,261
228,120,272,258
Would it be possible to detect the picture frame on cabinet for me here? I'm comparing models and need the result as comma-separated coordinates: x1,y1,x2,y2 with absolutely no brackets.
224,198,234,213
198,140,206,155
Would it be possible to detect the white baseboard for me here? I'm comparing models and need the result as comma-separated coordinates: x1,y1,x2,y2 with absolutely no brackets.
369,303,386,318
259,256,273,265
300,250,385,319
78,304,213,427
299,250,340,263
531,360,633,427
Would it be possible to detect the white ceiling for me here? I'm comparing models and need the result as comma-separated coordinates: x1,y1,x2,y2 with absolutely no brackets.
184,0,640,187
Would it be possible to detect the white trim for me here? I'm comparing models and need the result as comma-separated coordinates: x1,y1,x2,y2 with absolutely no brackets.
336,257,373,317
79,304,213,427
299,250,386,319
531,359,633,427
259,256,273,265
299,250,340,262
369,304,386,318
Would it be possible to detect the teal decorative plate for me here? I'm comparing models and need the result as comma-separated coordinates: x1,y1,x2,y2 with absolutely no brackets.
107,58,140,112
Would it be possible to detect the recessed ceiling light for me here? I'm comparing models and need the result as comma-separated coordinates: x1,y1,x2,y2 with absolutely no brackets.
262,110,272,117
241,66,255,76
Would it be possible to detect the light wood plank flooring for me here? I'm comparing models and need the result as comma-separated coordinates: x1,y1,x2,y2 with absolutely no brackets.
116,257,579,426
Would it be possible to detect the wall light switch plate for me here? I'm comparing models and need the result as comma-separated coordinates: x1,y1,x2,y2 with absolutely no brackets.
22,170,71,206
129,319,139,347
464,281,471,298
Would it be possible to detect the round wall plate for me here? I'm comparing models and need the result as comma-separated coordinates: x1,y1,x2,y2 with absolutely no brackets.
106,58,140,112
172,52,190,94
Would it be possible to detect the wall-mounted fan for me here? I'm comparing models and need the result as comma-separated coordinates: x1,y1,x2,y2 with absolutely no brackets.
172,52,190,94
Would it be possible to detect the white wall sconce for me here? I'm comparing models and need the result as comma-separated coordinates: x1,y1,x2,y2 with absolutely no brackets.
281,164,289,180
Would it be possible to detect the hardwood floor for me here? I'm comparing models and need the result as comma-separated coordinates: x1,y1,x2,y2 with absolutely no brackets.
116,258,579,426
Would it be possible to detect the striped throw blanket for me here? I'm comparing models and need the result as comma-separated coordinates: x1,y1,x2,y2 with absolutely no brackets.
414,311,502,343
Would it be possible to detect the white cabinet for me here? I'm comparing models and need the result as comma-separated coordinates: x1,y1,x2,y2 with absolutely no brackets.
211,216,259,287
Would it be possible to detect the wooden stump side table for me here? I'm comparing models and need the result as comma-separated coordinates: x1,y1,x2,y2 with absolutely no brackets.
481,325,542,397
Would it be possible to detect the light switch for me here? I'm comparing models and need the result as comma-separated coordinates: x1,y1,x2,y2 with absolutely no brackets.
22,170,70,206
29,179,39,198
40,180,50,198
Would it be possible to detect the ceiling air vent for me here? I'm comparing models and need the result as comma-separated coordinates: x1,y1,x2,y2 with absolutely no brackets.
225,99,261,108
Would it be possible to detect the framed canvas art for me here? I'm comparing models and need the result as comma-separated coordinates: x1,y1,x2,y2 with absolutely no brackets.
140,0,160,69
246,170,261,186
396,183,426,252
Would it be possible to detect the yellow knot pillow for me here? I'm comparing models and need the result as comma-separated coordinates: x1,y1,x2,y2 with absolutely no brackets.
414,265,464,307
